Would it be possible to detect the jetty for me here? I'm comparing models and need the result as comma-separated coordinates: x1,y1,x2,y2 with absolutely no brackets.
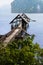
0,14,35,47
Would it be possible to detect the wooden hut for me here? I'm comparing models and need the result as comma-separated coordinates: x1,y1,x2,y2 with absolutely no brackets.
0,14,31,44
10,13,30,30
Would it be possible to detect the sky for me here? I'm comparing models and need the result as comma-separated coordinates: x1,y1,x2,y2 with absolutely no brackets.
0,0,13,8
0,0,43,7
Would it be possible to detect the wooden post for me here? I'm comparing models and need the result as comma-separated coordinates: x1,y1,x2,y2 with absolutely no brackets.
11,23,14,30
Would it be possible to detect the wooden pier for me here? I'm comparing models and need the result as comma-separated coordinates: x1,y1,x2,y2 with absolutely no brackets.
0,14,34,47
4,24,22,42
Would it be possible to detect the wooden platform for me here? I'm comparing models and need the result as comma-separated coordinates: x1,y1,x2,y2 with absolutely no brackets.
4,24,22,43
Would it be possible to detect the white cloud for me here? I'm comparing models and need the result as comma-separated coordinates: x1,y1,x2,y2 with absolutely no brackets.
37,4,40,10
0,0,13,7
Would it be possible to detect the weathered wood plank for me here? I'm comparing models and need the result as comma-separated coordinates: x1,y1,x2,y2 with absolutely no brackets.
3,24,22,47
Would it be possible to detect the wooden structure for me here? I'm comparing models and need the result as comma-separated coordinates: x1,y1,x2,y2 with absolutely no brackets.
10,13,30,30
0,14,31,46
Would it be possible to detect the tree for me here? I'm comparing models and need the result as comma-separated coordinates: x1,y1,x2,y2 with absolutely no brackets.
0,35,43,65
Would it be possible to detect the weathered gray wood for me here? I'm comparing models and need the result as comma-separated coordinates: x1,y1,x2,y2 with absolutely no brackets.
2,24,22,47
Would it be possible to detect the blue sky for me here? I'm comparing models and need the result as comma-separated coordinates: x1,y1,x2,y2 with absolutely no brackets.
0,0,43,8
0,0,13,8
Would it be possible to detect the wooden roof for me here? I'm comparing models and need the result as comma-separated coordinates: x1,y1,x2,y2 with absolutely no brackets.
10,14,30,24
21,13,30,23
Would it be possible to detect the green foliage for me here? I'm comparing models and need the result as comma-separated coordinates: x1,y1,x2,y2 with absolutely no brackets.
0,35,43,65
